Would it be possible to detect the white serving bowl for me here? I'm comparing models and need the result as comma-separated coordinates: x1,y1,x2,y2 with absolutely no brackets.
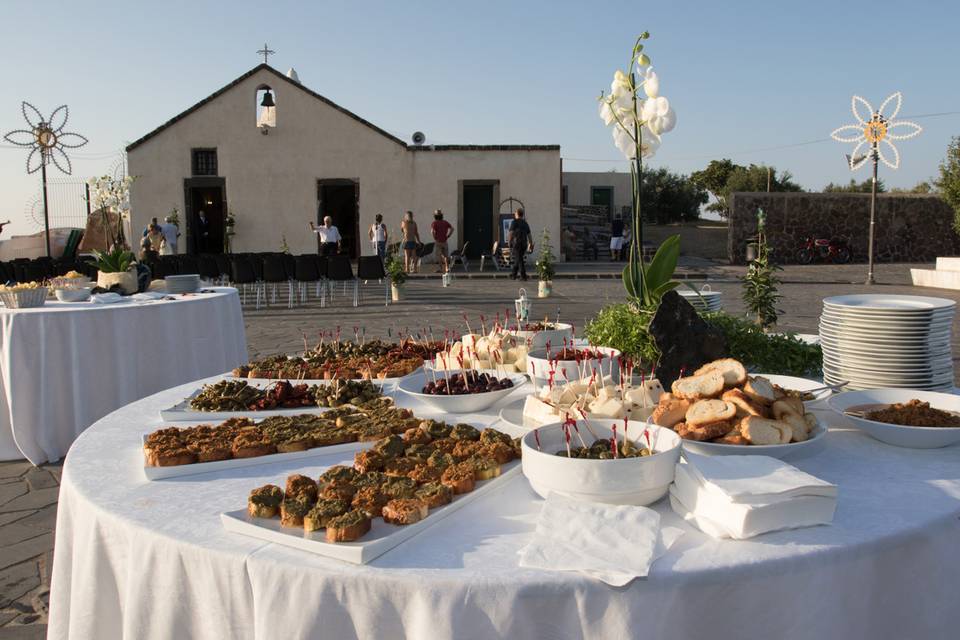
54,287,93,302
397,371,527,414
525,346,621,383
506,322,574,350
827,388,960,449
521,420,680,506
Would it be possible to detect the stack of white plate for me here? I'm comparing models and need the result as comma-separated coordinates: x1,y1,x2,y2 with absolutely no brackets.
819,294,956,391
678,287,722,312
165,274,200,294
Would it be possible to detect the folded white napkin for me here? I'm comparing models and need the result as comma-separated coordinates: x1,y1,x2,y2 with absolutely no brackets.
518,493,683,586
131,291,167,301
682,452,837,504
671,458,837,539
91,293,124,304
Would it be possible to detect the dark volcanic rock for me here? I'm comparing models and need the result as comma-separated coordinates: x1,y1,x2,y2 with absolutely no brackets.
650,291,727,388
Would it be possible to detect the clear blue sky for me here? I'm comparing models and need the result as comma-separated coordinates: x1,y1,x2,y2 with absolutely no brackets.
2,0,958,235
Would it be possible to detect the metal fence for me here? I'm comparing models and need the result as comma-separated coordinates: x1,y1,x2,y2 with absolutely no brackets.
23,178,91,231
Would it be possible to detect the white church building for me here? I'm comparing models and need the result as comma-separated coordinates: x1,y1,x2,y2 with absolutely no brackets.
126,64,561,258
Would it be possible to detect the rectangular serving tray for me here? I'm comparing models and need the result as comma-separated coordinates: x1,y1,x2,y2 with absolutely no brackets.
221,460,521,565
141,432,369,481
159,379,393,422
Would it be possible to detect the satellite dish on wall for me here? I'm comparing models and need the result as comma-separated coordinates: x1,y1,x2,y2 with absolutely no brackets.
411,131,426,145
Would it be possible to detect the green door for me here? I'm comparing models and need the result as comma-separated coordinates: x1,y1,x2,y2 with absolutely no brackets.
462,184,494,258
591,186,614,217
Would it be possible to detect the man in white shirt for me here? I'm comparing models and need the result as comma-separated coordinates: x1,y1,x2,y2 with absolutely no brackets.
309,216,342,256
159,216,180,254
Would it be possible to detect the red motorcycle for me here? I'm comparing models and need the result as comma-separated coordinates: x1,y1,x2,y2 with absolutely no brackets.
797,237,851,264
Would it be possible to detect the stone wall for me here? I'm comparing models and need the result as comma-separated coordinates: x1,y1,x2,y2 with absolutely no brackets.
728,192,960,265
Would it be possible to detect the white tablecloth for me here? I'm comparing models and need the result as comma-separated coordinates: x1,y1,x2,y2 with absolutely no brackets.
49,377,960,640
0,288,247,464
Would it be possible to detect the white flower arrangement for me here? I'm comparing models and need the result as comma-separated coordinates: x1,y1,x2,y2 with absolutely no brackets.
85,174,136,249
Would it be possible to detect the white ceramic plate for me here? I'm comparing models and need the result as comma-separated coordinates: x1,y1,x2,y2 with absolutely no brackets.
521,420,681,506
498,397,534,431
679,416,828,460
828,388,960,448
505,323,574,350
823,373,953,392
818,319,951,338
821,353,954,371
823,294,956,312
397,371,526,413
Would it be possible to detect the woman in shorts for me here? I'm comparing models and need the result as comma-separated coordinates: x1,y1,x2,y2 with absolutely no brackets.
400,211,421,273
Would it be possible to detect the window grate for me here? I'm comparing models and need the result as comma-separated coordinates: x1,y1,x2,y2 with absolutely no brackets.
192,148,218,176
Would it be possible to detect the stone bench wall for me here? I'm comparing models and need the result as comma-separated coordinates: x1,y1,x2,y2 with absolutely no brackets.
728,192,960,265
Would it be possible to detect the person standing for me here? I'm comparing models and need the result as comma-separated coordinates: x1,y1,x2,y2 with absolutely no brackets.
562,226,578,262
309,216,342,256
621,223,632,262
507,208,533,281
430,210,454,273
143,217,159,238
160,216,180,255
582,226,598,260
609,214,624,261
368,213,388,259
400,211,421,273
196,211,210,253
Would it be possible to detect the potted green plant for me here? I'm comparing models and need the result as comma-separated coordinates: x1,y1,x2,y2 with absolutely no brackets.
385,252,407,301
92,246,138,294
742,208,782,330
535,228,556,297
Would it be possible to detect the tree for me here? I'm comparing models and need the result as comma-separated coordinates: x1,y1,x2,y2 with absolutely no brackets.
691,159,739,217
823,178,886,193
890,181,934,194
937,137,960,233
641,168,708,224
691,160,802,218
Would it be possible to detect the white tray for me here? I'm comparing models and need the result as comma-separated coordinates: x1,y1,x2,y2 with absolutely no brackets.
140,431,367,481
222,459,521,565
159,379,393,421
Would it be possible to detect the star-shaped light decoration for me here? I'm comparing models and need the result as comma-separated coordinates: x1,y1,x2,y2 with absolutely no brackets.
830,92,921,170
3,102,88,174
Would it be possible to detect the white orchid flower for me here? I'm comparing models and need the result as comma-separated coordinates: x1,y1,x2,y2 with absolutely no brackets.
642,96,676,135
612,125,637,159
639,131,661,158
642,69,660,99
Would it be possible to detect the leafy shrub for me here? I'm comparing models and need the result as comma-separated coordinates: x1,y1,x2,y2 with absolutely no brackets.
584,304,822,377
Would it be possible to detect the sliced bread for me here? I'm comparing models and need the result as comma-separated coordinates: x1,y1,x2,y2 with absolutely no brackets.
740,416,790,445
671,370,725,400
722,388,767,419
694,358,748,388
651,397,691,428
772,397,804,420
685,399,736,426
742,376,776,406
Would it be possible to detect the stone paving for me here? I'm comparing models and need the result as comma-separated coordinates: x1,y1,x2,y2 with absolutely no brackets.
0,260,954,637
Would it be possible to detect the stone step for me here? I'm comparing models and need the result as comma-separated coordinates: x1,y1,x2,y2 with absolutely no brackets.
911,268,960,290
936,256,960,272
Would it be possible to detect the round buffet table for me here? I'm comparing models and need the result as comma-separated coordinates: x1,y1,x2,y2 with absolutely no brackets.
49,376,960,640
0,288,247,464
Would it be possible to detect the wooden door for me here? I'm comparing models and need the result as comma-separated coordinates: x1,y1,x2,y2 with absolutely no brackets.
462,184,494,258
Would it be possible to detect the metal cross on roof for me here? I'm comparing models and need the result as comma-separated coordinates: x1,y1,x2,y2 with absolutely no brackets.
257,43,275,65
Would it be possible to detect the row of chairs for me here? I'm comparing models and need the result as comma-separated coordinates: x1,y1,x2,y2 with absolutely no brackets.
217,253,389,310
0,256,98,284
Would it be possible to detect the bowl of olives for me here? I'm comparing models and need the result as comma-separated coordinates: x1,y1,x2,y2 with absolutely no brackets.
397,370,527,414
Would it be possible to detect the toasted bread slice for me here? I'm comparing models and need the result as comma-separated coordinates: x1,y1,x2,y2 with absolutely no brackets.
780,412,810,442
722,389,767,419
694,358,748,388
742,376,776,406
772,397,804,420
671,370,725,400
713,432,750,446
676,420,733,441
685,399,736,426
741,416,790,445
651,397,691,428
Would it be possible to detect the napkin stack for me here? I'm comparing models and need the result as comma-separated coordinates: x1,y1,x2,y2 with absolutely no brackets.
669,452,837,539
518,493,683,586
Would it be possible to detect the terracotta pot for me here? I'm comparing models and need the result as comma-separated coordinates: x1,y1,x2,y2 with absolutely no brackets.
97,268,138,295
538,280,552,298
